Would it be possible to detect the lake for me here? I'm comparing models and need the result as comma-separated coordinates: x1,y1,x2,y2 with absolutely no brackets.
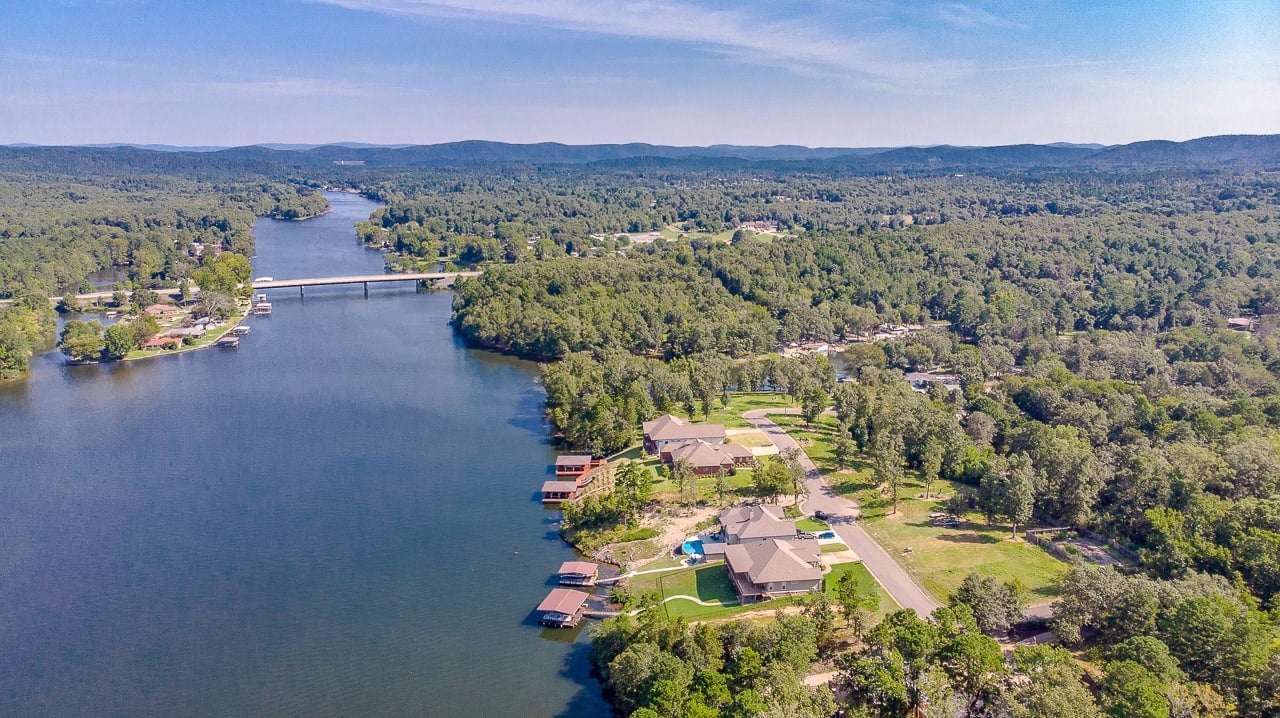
0,192,609,717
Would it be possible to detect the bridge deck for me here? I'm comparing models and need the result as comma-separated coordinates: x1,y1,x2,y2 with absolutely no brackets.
251,272,479,289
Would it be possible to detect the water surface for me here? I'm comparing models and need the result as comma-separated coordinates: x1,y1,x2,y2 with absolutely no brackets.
0,192,607,717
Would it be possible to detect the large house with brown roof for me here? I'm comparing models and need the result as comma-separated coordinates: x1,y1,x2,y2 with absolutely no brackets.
642,414,726,455
720,505,798,544
724,538,823,602
660,439,757,473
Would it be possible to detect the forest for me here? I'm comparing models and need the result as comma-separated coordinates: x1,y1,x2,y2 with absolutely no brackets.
0,152,327,377
4,140,1280,715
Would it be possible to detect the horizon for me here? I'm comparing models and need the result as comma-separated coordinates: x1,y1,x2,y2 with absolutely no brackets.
13,135,1277,152
2,1,1277,147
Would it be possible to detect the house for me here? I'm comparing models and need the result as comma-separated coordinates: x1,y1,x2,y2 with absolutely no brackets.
664,439,738,475
141,335,181,349
642,414,726,455
556,561,599,587
904,372,961,393
554,455,601,477
724,538,823,603
541,480,579,504
720,444,757,467
143,304,182,318
720,505,798,545
1227,317,1257,332
536,588,590,627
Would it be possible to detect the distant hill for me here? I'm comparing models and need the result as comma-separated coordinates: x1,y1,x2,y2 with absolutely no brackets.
4,134,1278,173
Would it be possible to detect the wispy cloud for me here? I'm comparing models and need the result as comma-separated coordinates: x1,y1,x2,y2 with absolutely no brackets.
933,2,1016,29
304,0,967,85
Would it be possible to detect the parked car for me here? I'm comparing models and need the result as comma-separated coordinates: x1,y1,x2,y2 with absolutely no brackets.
814,510,829,521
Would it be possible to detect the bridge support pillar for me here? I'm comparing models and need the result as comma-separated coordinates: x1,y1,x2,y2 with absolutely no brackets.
364,282,369,298
299,285,304,299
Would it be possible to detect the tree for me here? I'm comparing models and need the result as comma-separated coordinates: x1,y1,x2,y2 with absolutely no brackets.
669,458,696,505
753,456,790,504
129,315,160,345
1003,453,1035,537
834,569,879,638
964,411,997,448
872,430,905,515
58,319,104,362
1000,645,1103,718
102,323,139,360
781,447,807,505
949,572,1023,635
940,631,1005,715
196,291,235,320
713,467,730,504
921,437,943,500
801,592,838,654
1101,661,1170,718
832,427,857,470
613,461,654,525
57,292,80,314
800,385,827,424
978,454,1035,536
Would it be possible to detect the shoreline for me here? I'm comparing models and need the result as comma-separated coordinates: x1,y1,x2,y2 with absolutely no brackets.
121,302,253,364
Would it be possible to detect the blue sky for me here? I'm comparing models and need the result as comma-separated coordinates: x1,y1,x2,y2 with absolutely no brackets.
0,0,1276,146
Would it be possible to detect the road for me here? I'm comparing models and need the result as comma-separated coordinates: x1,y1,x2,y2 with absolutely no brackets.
743,408,941,617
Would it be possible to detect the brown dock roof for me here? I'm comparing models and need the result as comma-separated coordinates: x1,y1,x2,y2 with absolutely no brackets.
558,561,598,577
537,588,589,614
556,455,593,466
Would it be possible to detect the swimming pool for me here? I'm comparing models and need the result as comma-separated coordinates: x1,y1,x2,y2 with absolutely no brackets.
681,539,704,556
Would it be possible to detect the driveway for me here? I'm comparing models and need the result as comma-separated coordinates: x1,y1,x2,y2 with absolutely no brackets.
743,408,941,616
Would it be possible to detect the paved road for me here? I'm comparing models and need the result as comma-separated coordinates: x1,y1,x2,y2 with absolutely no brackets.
744,408,941,617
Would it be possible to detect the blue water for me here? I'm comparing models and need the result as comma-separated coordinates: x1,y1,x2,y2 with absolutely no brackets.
0,192,607,717
682,539,704,556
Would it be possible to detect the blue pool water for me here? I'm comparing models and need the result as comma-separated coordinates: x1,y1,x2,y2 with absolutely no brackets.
682,539,704,556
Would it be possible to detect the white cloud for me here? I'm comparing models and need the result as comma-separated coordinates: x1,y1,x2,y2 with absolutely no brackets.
303,0,967,85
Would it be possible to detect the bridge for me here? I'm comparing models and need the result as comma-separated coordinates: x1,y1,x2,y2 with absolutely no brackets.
251,272,481,298
0,271,483,307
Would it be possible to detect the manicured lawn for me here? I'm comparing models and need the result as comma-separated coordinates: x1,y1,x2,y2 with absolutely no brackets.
702,392,799,428
725,430,775,448
630,558,899,622
796,517,829,532
661,564,738,604
858,478,1070,602
824,562,897,621
820,543,849,553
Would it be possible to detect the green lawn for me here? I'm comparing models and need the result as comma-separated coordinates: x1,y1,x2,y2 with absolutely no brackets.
824,562,897,621
796,517,829,532
702,392,799,428
820,543,849,553
629,559,898,621
858,479,1070,603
